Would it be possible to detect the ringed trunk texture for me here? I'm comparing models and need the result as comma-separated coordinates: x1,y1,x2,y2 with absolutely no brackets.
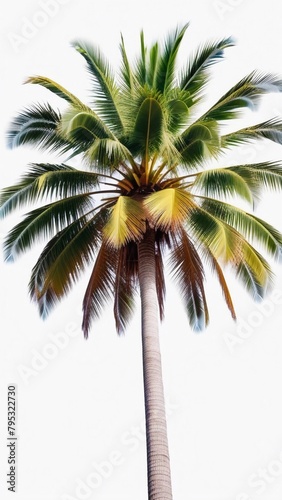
138,229,173,500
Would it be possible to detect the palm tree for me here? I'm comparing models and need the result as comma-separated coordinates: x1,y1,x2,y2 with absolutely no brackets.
2,23,282,499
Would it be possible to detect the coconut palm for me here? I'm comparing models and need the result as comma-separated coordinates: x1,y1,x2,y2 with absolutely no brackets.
2,23,282,499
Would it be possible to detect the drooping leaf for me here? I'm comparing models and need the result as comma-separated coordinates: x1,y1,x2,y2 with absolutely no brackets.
236,246,273,300
188,206,241,262
82,241,117,338
3,194,93,261
202,247,236,319
193,167,253,204
104,196,146,247
170,228,209,331
114,245,137,334
29,209,107,318
200,197,282,258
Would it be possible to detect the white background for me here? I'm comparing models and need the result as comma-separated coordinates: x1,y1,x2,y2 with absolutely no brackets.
1,1,282,499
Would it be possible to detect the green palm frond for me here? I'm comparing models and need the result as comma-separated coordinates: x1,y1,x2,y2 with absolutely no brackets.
3,195,93,261
193,167,253,203
25,76,89,109
200,197,282,258
170,228,209,331
179,37,234,99
59,107,115,142
132,96,165,163
176,120,220,166
201,72,282,121
167,92,190,134
221,118,282,147
0,163,99,218
119,34,135,93
225,161,282,199
155,23,189,94
6,103,71,153
82,241,117,338
86,137,133,170
134,30,147,86
104,196,146,247
72,40,124,134
146,42,160,89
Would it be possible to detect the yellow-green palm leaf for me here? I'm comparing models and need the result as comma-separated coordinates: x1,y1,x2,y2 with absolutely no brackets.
104,196,146,247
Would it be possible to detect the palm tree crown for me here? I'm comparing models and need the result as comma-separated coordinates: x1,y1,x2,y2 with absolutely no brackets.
2,23,282,337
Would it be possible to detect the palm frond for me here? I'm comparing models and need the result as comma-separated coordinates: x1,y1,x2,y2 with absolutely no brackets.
114,246,137,334
235,253,272,300
72,40,124,134
132,96,165,162
82,241,117,338
6,103,70,153
200,197,282,258
179,37,234,99
29,209,107,318
193,167,253,203
155,23,189,94
225,161,282,200
190,206,273,297
155,238,166,321
188,206,241,262
25,76,89,109
3,194,93,261
104,196,146,247
201,72,282,121
169,228,209,331
202,247,236,319
144,188,196,231
221,118,282,147
0,163,99,218
86,137,133,170
167,92,190,134
59,107,115,142
134,30,147,86
176,120,220,167
119,34,135,92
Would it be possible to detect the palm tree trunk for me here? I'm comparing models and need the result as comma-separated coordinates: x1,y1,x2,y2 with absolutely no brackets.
138,228,173,500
